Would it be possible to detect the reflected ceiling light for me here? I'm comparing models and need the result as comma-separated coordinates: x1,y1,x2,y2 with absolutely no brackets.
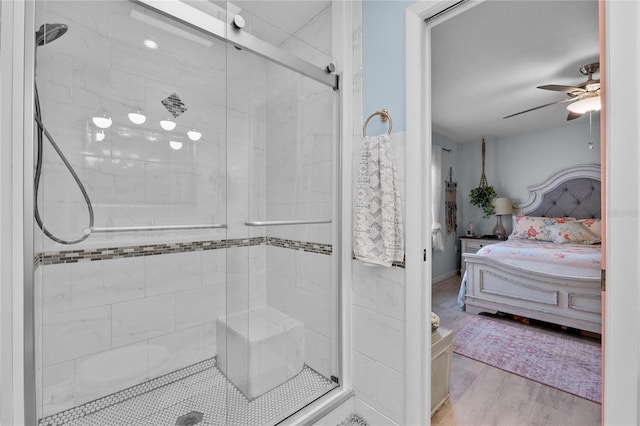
143,39,158,49
567,95,601,114
92,113,112,129
160,119,176,131
169,140,183,150
128,111,147,124
187,129,202,141
130,9,213,47
96,130,106,142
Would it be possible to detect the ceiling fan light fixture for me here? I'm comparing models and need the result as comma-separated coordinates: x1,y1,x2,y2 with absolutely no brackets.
567,95,601,114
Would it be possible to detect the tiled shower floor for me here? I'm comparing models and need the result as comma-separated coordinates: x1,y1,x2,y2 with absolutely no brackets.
40,358,337,426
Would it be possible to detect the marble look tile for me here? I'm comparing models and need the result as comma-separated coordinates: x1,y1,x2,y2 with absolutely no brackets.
280,6,332,69
42,360,76,418
353,351,405,425
42,306,111,366
70,257,145,309
74,343,149,406
375,271,406,322
111,294,175,347
41,157,74,203
40,263,72,315
144,251,202,297
353,306,404,373
375,362,405,425
296,287,331,337
225,279,250,316
175,286,222,330
297,250,332,296
201,249,226,286
352,262,377,312
110,159,147,204
305,327,332,378
352,351,377,408
226,247,249,283
266,247,297,318
148,326,212,377
353,261,405,321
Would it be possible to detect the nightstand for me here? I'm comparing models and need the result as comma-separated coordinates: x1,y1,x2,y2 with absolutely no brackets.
460,236,501,275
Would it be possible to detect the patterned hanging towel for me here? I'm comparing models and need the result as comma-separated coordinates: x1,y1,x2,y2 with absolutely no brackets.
445,180,457,234
353,134,404,267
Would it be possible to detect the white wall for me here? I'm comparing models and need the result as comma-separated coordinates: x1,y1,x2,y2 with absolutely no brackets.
264,6,336,379
431,133,462,281
460,120,602,237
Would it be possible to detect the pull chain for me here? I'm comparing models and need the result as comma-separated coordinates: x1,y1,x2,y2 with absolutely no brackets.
588,111,594,150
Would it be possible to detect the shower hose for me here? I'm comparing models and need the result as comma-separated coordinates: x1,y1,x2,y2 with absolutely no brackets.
34,81,94,244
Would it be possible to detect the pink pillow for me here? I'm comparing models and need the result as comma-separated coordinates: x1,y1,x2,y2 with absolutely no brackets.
509,216,575,241
542,222,601,245
576,218,601,239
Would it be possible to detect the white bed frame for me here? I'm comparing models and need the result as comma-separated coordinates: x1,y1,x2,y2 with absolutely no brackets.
463,165,602,334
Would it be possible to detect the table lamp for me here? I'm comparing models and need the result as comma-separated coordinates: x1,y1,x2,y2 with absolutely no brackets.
492,197,513,239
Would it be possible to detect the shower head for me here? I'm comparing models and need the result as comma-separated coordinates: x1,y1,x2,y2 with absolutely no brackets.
35,23,68,46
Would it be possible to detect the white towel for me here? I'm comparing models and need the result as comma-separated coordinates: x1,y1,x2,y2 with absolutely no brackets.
353,133,404,267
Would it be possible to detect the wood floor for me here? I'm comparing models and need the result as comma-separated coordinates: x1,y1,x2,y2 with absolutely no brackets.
431,275,602,426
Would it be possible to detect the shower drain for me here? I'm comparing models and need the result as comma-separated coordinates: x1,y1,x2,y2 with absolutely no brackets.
176,411,204,426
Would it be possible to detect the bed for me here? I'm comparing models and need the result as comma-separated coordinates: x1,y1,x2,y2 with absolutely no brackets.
459,164,602,334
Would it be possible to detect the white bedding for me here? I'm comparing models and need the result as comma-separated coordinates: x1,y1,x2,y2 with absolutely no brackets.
458,239,602,308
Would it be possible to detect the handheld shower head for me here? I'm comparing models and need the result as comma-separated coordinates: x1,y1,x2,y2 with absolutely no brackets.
36,23,68,46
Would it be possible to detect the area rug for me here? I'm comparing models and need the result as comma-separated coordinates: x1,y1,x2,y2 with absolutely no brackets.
453,316,601,403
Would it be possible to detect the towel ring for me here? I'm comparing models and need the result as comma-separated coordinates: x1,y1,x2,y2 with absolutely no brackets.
363,109,393,136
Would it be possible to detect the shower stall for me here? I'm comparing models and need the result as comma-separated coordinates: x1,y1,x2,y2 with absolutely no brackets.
30,1,341,424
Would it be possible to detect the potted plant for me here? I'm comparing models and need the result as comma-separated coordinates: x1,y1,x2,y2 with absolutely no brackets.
469,185,496,218
469,137,496,218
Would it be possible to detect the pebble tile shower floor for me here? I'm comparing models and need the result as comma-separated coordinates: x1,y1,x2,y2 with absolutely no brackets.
40,358,337,426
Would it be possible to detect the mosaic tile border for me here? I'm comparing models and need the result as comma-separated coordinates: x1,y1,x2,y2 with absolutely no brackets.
266,237,332,255
38,357,216,426
35,237,332,268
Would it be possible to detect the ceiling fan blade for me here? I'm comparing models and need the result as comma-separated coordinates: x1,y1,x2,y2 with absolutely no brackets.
503,98,574,119
538,84,586,94
567,111,582,121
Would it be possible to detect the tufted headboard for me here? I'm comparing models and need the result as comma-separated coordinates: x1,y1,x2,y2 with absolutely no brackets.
516,164,601,220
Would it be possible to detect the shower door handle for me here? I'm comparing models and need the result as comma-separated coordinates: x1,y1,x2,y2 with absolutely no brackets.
244,219,331,227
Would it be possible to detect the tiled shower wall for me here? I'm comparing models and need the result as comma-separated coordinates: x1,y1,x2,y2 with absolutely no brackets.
35,0,335,419
265,6,335,381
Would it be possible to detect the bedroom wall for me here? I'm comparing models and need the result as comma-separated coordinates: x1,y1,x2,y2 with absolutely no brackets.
459,119,602,237
432,133,463,281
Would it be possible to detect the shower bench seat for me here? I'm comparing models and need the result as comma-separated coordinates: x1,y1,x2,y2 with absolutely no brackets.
216,305,305,400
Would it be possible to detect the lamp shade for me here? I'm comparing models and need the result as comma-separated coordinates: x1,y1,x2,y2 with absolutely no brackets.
567,95,601,114
492,197,513,215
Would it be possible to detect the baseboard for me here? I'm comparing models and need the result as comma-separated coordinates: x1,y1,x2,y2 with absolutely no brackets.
432,269,459,284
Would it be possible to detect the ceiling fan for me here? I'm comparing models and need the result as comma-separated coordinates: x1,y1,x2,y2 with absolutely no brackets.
503,62,601,121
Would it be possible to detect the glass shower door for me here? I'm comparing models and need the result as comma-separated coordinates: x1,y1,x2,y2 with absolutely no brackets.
221,11,340,424
31,1,339,424
34,1,228,424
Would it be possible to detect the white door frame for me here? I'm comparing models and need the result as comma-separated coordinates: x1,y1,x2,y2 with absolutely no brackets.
405,1,640,425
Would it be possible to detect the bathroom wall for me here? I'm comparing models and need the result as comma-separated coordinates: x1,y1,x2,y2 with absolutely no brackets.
352,2,411,423
263,5,336,379
35,0,335,419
